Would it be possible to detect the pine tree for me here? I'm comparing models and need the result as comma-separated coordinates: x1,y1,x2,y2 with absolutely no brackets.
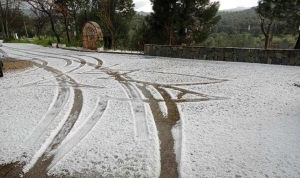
148,0,177,45
147,0,220,45
176,0,220,45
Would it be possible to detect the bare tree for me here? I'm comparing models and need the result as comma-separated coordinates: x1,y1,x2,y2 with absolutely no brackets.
51,1,71,43
31,8,47,39
25,0,61,43
259,15,274,49
0,0,21,38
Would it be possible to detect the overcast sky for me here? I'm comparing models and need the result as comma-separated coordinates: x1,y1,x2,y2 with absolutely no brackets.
133,0,259,12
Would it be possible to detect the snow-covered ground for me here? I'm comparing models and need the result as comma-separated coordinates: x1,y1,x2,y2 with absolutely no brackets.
0,43,300,178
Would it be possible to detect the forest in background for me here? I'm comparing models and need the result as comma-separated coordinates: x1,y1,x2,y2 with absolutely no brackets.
1,0,299,51
203,8,298,49
132,7,298,49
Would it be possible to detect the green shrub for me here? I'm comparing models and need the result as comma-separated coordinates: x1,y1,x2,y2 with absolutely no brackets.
96,40,104,48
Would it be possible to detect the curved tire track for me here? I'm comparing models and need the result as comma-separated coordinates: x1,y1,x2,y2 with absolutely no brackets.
23,59,84,175
48,98,108,171
24,87,71,147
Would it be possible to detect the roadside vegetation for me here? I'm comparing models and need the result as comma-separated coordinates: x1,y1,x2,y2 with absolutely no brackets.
1,0,300,50
3,37,83,47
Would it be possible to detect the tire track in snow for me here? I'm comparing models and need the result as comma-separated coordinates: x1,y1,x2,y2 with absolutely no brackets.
46,88,83,152
82,55,229,178
127,83,149,141
21,55,106,177
0,163,22,178
118,78,228,101
0,57,83,177
48,98,108,171
21,88,83,178
4,52,229,178
24,87,71,147
105,69,150,140
137,84,180,178
3,46,73,67
2,46,93,78
0,52,105,178
24,59,76,148
85,55,151,140
6,48,101,74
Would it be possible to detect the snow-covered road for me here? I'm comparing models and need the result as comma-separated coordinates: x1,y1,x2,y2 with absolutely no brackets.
0,44,300,178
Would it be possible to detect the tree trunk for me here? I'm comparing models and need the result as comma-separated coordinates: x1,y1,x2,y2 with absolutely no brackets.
168,28,172,45
269,23,275,43
0,2,5,38
111,33,115,49
295,33,300,49
37,27,41,40
73,13,79,40
64,18,70,43
259,15,273,49
5,0,8,37
264,34,270,49
1,20,5,38
48,15,60,43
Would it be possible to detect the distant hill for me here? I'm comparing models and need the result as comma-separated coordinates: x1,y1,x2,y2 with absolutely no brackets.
214,6,290,36
213,8,261,35
220,6,251,12
21,9,35,16
136,11,150,16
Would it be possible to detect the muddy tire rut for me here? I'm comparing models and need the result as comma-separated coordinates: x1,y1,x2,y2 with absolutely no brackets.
0,48,229,178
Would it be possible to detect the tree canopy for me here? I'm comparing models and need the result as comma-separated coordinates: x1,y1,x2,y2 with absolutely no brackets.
256,0,300,48
146,0,220,45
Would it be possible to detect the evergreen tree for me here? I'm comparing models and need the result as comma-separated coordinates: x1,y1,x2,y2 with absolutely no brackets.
175,0,220,45
147,0,220,45
147,0,177,45
95,0,135,49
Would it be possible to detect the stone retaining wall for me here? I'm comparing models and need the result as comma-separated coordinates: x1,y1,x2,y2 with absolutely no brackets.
144,44,300,66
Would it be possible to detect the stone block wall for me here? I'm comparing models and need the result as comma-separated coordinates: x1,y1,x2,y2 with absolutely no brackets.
144,44,300,66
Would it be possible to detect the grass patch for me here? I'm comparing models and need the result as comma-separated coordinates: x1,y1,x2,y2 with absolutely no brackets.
3,38,83,47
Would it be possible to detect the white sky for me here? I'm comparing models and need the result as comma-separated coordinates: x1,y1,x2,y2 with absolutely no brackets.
133,0,259,12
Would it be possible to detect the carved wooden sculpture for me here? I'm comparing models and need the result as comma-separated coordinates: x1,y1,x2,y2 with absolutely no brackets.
82,21,103,50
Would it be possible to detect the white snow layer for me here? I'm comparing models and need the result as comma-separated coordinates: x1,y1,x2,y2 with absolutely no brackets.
1,43,300,178
158,102,168,118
